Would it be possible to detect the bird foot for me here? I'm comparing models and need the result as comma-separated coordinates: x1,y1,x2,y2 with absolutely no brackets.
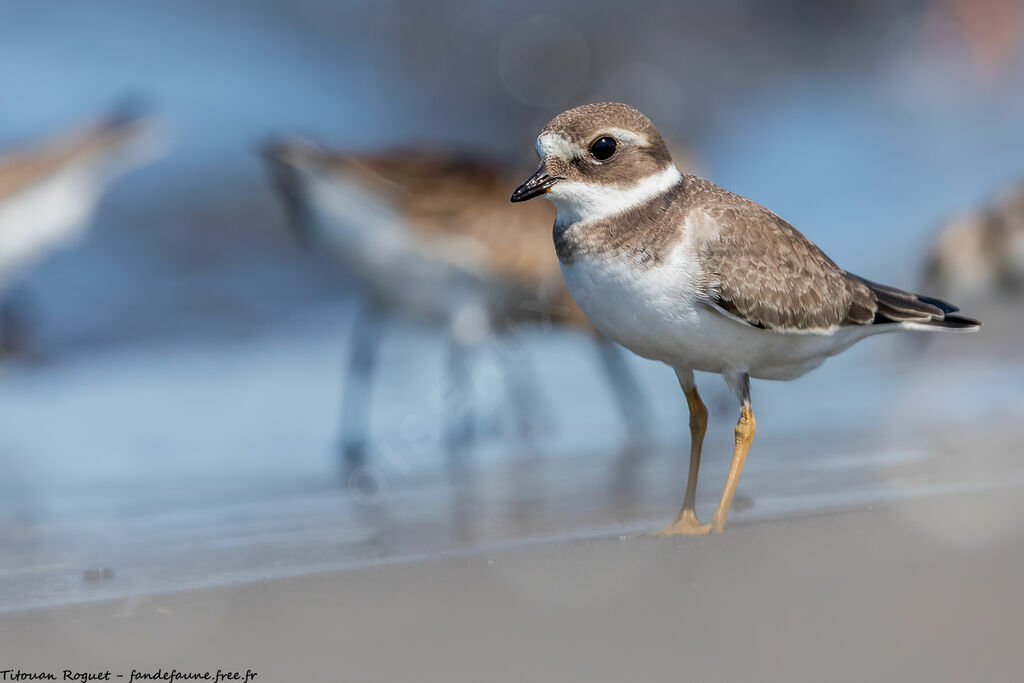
650,511,711,536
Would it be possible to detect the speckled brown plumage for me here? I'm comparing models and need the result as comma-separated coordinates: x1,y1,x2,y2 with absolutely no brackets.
687,175,978,330
681,175,873,330
555,171,975,332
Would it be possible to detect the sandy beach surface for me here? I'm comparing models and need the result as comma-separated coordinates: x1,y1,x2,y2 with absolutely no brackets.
2,485,1023,683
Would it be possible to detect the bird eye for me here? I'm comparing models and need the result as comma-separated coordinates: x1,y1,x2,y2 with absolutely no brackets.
589,136,616,161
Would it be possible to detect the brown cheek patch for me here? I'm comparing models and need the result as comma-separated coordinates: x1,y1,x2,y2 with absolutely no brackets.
575,147,670,186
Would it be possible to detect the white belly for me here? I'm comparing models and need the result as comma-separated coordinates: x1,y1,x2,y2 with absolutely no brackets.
0,167,96,290
560,245,885,381
304,173,504,329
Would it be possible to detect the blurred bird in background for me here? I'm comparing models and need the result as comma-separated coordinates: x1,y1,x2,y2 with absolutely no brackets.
0,101,162,358
923,182,1024,301
262,139,661,475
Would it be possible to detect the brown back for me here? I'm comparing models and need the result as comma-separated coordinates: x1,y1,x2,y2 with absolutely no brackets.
311,147,592,329
0,108,148,202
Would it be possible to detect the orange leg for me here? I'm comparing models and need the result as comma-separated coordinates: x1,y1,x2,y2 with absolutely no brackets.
656,385,711,535
710,404,756,532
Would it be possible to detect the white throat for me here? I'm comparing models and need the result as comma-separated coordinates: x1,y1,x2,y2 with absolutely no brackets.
547,164,682,225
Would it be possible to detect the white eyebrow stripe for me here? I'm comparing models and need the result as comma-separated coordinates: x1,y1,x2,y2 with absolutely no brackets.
536,129,651,162
536,133,584,160
603,127,649,146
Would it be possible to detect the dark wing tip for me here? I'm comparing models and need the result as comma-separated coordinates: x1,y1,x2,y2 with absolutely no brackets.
915,294,960,315
933,313,981,329
854,274,979,329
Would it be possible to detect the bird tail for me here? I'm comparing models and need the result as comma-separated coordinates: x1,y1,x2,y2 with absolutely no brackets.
855,276,980,330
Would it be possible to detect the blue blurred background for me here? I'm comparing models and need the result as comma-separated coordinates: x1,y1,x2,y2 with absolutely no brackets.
1,0,1022,612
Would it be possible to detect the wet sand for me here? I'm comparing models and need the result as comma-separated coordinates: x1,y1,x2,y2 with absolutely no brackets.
2,486,1023,682
2,325,1021,615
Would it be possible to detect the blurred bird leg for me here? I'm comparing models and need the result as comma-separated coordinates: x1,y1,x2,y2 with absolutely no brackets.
444,332,476,453
497,341,554,438
260,141,662,463
593,333,652,440
339,303,384,480
608,438,649,512
0,288,33,360
655,369,711,536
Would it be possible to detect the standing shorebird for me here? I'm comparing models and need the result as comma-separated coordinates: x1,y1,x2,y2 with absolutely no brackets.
923,182,1024,301
262,140,653,472
0,102,160,355
512,102,979,534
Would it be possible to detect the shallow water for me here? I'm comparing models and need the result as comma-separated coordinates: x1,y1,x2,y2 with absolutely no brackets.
1,308,1021,613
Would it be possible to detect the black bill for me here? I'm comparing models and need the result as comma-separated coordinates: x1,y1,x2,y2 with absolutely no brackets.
511,166,560,203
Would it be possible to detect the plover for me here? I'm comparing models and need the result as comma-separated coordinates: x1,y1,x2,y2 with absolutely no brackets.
923,182,1024,301
0,101,161,354
261,139,654,471
512,102,980,534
